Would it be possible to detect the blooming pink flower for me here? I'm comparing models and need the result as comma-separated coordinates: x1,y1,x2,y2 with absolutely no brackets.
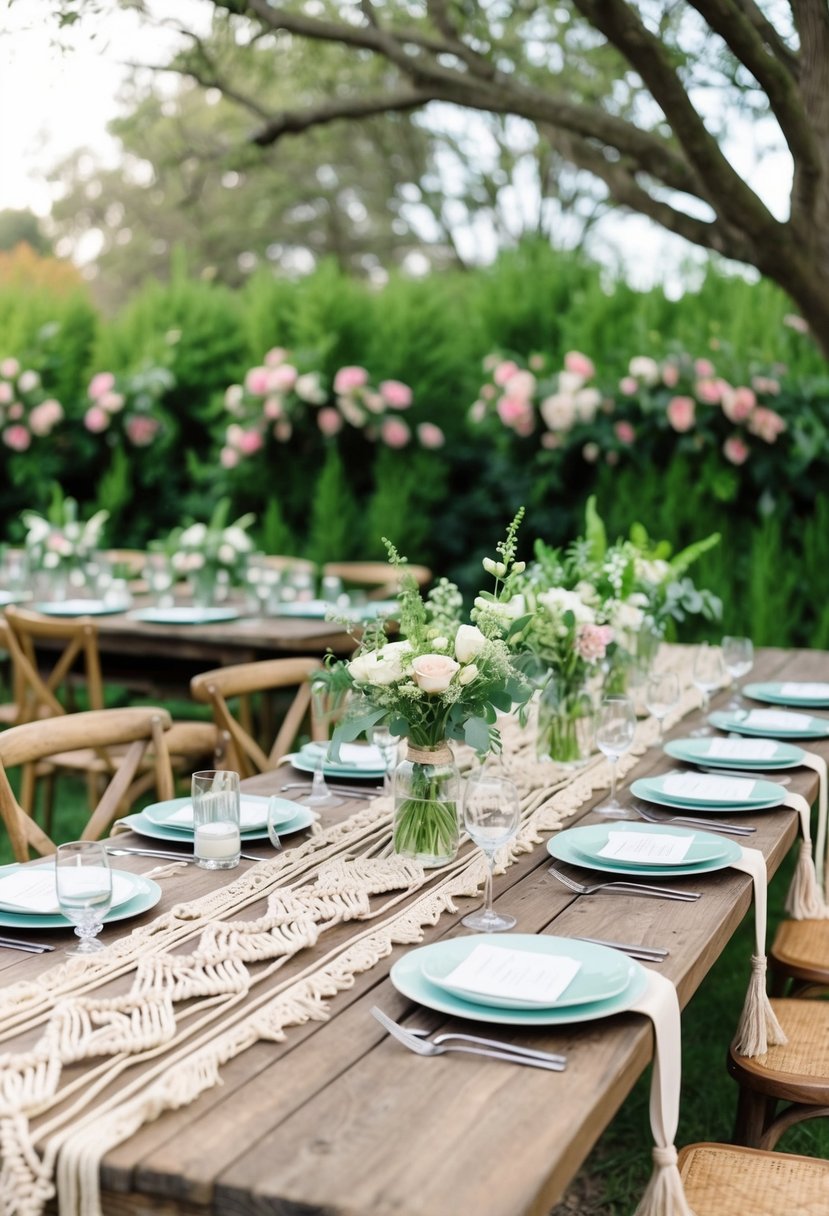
576,623,613,662
695,377,728,404
238,428,264,455
220,446,240,469
748,406,786,443
503,370,536,401
29,399,63,435
723,435,750,465
662,363,680,388
8,403,23,420
88,372,115,400
99,391,125,413
614,420,636,444
362,391,386,415
667,396,695,432
318,407,343,437
84,406,109,433
564,351,595,380
379,379,413,409
619,376,638,395
333,365,369,394
694,358,716,378
263,396,283,420
721,385,756,424
0,382,11,404
492,360,520,388
3,424,30,451
497,396,534,430
0,358,20,379
245,366,270,396
267,363,298,392
381,417,411,448
417,422,445,449
125,416,160,446
264,347,287,367
751,375,780,396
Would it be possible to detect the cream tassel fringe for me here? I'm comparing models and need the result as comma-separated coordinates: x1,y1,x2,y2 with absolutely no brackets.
733,954,787,1057
633,1145,696,1216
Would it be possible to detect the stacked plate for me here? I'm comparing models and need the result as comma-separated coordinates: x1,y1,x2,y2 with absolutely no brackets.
665,736,805,771
0,861,161,930
744,681,829,709
631,771,786,814
709,707,829,739
548,821,742,878
121,793,315,844
289,741,387,780
130,605,240,625
390,934,648,1026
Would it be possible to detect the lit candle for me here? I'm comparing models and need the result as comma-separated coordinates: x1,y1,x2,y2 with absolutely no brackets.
195,821,241,866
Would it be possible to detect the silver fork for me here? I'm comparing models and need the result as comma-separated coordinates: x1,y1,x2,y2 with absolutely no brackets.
631,802,755,836
405,1027,567,1064
549,865,702,901
371,1007,566,1071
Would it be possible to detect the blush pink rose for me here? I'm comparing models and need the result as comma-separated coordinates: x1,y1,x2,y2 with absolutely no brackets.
614,420,636,444
417,422,445,449
84,406,110,433
125,416,160,446
576,623,613,662
564,351,595,380
412,653,460,693
662,363,680,388
8,403,23,420
238,429,264,455
723,436,750,465
29,399,63,435
748,407,786,443
264,347,287,366
492,360,520,387
721,385,756,423
263,396,283,420
318,407,343,436
0,382,12,404
381,417,411,448
619,376,638,395
751,375,780,396
220,446,240,469
496,396,533,429
379,379,413,409
694,358,716,377
503,370,536,401
245,366,270,396
268,364,298,392
88,372,115,400
99,391,125,413
3,424,30,451
333,365,369,393
667,396,695,432
0,358,20,379
695,377,729,405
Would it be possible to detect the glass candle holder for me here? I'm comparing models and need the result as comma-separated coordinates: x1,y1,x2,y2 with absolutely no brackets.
191,770,241,870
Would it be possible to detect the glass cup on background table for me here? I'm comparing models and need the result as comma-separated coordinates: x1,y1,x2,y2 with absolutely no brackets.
55,840,113,955
645,670,681,744
722,635,754,710
594,695,637,817
144,552,175,608
691,643,727,735
307,683,347,808
461,771,521,933
191,770,241,869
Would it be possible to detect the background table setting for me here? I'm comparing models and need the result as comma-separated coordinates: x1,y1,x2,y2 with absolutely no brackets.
0,644,825,1216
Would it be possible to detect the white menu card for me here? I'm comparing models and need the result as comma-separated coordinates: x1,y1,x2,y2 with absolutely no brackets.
598,831,694,865
743,710,815,731
662,773,755,801
779,682,829,699
442,943,581,1004
706,739,779,760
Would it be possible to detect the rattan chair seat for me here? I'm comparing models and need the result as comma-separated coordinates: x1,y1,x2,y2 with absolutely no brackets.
678,1143,829,1214
771,918,829,990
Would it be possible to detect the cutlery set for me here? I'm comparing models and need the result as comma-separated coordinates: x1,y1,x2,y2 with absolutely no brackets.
0,935,55,954
106,846,263,862
371,1007,566,1071
280,782,384,799
630,802,755,836
548,865,702,902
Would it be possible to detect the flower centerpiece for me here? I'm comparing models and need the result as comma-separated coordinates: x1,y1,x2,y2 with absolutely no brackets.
321,515,532,866
21,488,109,594
156,498,255,606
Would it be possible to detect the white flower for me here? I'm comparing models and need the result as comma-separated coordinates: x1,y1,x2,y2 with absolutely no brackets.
558,371,585,394
376,640,412,681
612,599,645,632
540,393,576,431
431,636,449,651
574,387,601,422
538,587,595,624
217,543,236,565
180,523,207,548
629,356,660,385
475,593,525,620
412,654,460,693
223,526,252,552
503,369,536,400
454,624,487,664
458,663,479,685
349,642,410,686
635,557,672,585
18,370,40,393
295,372,326,404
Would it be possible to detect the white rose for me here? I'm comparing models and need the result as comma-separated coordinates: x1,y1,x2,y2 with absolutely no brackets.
629,356,660,385
613,599,645,632
503,369,536,400
18,370,40,393
412,653,460,693
540,393,576,432
635,557,671,585
346,652,395,686
454,624,487,664
180,523,207,547
223,526,251,552
217,543,235,565
558,370,585,394
475,593,525,621
295,372,326,404
458,663,479,685
538,587,595,624
574,387,601,422
376,640,412,682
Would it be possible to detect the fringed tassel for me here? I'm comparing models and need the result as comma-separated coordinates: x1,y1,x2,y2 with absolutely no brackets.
633,1145,696,1216
733,954,788,1057
784,840,829,919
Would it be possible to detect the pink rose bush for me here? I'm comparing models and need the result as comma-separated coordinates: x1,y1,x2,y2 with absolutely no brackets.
84,362,171,448
472,350,604,447
0,357,64,454
218,347,444,468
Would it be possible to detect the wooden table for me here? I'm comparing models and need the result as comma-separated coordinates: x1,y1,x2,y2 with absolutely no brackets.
1,646,824,1215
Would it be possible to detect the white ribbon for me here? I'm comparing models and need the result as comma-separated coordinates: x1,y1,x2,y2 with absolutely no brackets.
800,752,828,895
782,790,828,918
730,846,787,1057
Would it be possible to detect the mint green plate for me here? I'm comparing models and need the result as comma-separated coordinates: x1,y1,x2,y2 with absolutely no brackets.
120,803,316,843
391,935,647,1025
142,794,294,833
130,605,240,625
291,744,386,780
34,599,130,616
548,823,742,877
744,682,829,709
0,866,161,930
631,774,785,812
665,738,804,770
709,710,829,739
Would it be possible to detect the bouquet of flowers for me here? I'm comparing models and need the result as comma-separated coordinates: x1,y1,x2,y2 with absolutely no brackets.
0,357,64,453
84,362,173,449
21,489,108,574
321,514,531,864
156,498,255,599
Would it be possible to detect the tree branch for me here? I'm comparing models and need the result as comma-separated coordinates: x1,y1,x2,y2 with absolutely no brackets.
251,89,435,146
733,0,800,75
425,0,496,80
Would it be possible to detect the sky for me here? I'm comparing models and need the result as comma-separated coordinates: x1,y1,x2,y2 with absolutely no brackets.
0,1,793,292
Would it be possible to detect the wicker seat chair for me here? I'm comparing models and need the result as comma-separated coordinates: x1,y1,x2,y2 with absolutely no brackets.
678,1142,829,1214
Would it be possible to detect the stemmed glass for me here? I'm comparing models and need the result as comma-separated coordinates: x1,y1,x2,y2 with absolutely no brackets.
594,695,637,817
55,840,112,955
461,772,521,933
372,723,400,792
308,682,346,808
722,635,754,709
645,671,681,744
691,644,727,736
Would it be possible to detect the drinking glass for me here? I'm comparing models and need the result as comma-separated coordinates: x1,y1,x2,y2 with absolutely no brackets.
461,772,521,933
191,770,241,869
722,635,754,709
691,644,727,736
144,552,175,607
55,840,112,955
372,723,400,792
267,796,285,852
307,683,347,808
645,671,681,743
594,695,637,817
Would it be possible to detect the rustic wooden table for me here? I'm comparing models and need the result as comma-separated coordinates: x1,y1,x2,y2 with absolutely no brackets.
2,646,823,1216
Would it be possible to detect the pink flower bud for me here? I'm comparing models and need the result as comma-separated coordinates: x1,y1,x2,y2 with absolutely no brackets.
84,406,110,433
379,379,413,409
564,351,595,380
380,417,411,448
667,396,695,432
333,365,369,393
417,422,445,449
3,424,30,451
88,372,115,400
318,407,343,437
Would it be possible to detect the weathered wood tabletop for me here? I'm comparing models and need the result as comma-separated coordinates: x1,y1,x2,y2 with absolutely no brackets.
2,646,824,1216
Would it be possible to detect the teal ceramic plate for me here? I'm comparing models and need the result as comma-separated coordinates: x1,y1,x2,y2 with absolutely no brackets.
709,709,829,739
744,681,829,709
419,934,633,1010
290,743,387,780
120,803,316,843
391,935,648,1026
130,605,240,625
273,600,398,621
631,774,785,812
0,590,30,606
34,598,130,616
0,866,161,930
142,794,294,833
548,824,742,877
665,738,805,770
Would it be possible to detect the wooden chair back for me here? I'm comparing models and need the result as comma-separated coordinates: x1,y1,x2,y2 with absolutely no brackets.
321,560,431,600
0,707,174,861
0,616,22,726
4,604,104,723
190,657,323,779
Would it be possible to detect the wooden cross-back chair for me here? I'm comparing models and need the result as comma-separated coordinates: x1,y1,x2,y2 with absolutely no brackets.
0,707,175,862
190,657,323,780
0,616,22,727
321,560,431,601
3,605,224,820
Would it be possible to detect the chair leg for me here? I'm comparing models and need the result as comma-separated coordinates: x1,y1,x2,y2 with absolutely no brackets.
758,1103,829,1150
732,1084,775,1147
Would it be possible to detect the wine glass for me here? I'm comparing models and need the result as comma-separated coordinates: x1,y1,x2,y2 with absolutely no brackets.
372,723,400,792
461,772,521,933
691,644,727,736
267,796,286,852
645,671,681,744
594,695,637,817
722,635,754,709
55,840,113,955
307,682,346,808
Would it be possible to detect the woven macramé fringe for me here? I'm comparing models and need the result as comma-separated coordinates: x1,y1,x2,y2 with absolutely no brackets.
785,840,829,919
633,1146,697,1216
733,955,788,1057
